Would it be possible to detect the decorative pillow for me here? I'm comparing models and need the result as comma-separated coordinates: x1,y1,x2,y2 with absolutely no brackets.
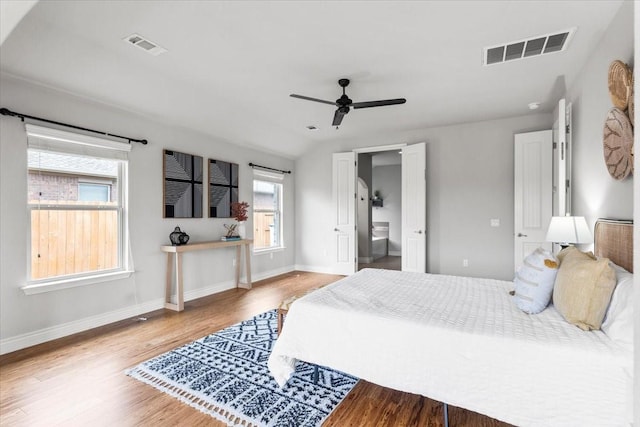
513,247,559,314
601,263,634,350
553,246,617,330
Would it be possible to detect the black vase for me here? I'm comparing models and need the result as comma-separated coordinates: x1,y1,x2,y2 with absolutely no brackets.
169,226,189,246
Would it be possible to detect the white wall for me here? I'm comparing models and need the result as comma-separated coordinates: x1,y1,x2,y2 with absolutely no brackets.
295,114,551,280
564,6,636,419
568,0,634,228
372,164,401,255
0,75,295,353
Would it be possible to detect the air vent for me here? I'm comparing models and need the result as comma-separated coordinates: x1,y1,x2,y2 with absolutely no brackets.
483,28,575,66
123,33,167,56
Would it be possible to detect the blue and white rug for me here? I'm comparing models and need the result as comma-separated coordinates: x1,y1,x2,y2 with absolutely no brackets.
126,310,358,426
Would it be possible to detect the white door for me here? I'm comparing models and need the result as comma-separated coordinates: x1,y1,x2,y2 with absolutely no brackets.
552,98,572,217
332,152,356,275
514,130,553,271
401,142,426,272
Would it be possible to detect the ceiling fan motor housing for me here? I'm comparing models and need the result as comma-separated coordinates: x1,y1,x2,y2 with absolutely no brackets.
337,95,352,107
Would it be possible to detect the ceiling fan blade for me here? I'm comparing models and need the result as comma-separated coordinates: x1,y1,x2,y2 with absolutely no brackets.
290,94,336,106
351,98,406,109
332,109,346,126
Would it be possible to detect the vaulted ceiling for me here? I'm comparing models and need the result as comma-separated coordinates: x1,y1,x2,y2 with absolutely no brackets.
0,1,624,158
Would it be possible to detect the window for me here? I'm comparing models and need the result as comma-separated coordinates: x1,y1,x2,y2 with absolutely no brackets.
78,182,111,202
253,178,283,251
25,124,131,290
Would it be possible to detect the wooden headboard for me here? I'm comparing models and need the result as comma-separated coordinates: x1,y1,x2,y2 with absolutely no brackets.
594,219,633,273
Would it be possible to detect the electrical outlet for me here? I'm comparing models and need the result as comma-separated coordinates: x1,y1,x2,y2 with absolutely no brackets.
270,252,274,260
232,258,236,266
490,219,500,227
463,259,469,267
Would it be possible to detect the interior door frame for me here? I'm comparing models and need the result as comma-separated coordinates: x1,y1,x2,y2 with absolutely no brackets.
344,142,426,273
353,144,406,273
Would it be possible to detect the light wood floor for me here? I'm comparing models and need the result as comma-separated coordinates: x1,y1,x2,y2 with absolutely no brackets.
0,271,509,427
359,255,402,271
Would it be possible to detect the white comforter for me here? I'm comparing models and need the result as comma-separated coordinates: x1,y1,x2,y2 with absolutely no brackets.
268,269,633,427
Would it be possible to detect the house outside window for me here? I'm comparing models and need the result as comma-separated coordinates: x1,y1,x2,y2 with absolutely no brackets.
253,179,283,251
25,124,130,290
78,181,112,202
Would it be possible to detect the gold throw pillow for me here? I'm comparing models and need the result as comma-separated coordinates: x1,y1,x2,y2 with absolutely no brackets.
553,247,617,330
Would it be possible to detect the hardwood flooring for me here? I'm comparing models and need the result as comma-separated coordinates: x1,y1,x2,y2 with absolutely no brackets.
359,255,402,271
0,271,509,427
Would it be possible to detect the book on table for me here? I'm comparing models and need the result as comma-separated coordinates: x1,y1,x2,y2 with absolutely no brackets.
221,236,241,241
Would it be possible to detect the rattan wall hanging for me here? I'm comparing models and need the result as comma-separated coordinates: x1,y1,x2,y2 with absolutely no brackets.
604,60,634,180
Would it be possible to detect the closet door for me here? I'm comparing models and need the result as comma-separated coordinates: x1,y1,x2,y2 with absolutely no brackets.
401,142,426,273
332,151,356,275
514,130,553,271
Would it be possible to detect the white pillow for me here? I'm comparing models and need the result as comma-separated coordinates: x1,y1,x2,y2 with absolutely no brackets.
513,247,559,314
601,263,634,350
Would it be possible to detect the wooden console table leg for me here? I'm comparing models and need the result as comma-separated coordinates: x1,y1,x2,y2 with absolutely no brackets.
235,246,241,287
175,253,184,311
244,243,252,289
236,242,252,290
164,252,185,312
164,252,174,310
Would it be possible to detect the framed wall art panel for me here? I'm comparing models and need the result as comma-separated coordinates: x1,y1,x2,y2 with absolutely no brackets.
209,159,239,218
163,149,203,218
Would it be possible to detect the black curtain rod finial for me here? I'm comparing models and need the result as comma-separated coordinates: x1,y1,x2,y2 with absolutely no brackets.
0,108,18,117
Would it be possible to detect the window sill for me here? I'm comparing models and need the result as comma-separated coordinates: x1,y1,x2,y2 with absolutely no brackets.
22,270,134,295
253,246,285,255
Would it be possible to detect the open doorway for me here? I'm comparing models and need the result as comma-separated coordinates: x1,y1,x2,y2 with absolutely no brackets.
357,150,402,271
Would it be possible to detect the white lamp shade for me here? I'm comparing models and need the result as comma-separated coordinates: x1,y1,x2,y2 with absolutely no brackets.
545,216,592,244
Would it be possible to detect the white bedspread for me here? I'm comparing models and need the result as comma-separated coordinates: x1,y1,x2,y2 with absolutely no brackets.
268,269,633,427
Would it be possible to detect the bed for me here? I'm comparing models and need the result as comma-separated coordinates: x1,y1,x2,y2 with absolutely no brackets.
268,219,634,426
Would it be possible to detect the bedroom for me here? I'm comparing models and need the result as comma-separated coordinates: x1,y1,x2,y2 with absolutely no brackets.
0,1,638,426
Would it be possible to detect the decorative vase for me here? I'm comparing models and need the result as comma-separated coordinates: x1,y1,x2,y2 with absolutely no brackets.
169,226,189,246
236,222,246,239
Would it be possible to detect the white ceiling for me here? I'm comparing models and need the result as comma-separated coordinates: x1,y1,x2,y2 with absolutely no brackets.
0,1,623,159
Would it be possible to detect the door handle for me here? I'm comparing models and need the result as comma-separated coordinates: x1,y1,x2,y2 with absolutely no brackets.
334,228,339,232
517,232,528,237
414,230,423,234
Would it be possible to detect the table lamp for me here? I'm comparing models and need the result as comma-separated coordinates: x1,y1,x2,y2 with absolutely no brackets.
545,216,592,249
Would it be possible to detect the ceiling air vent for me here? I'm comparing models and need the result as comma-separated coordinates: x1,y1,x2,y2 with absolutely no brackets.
483,28,575,66
123,33,167,56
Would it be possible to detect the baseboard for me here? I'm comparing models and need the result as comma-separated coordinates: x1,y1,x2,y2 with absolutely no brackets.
358,256,373,263
389,250,401,257
0,266,296,356
294,264,335,275
251,265,295,282
0,298,165,355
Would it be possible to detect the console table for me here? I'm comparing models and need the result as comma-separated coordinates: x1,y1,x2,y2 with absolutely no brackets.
160,239,253,312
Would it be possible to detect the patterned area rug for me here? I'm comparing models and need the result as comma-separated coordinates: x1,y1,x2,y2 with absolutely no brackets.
126,310,358,426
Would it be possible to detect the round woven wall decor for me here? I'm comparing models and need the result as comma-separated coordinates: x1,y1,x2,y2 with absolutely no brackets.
608,60,632,110
628,76,634,127
603,107,634,180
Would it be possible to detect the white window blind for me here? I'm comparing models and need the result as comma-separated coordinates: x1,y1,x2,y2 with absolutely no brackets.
26,124,131,160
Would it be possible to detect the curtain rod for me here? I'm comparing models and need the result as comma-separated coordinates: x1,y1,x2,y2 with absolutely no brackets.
249,162,291,174
0,107,148,145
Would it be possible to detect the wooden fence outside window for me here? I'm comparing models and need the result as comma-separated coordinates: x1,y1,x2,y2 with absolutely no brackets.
30,209,118,280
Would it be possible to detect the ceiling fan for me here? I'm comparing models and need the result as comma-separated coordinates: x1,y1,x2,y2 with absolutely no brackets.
290,79,406,127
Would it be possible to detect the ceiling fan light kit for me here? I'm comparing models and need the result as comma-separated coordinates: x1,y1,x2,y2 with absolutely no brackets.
290,78,406,127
